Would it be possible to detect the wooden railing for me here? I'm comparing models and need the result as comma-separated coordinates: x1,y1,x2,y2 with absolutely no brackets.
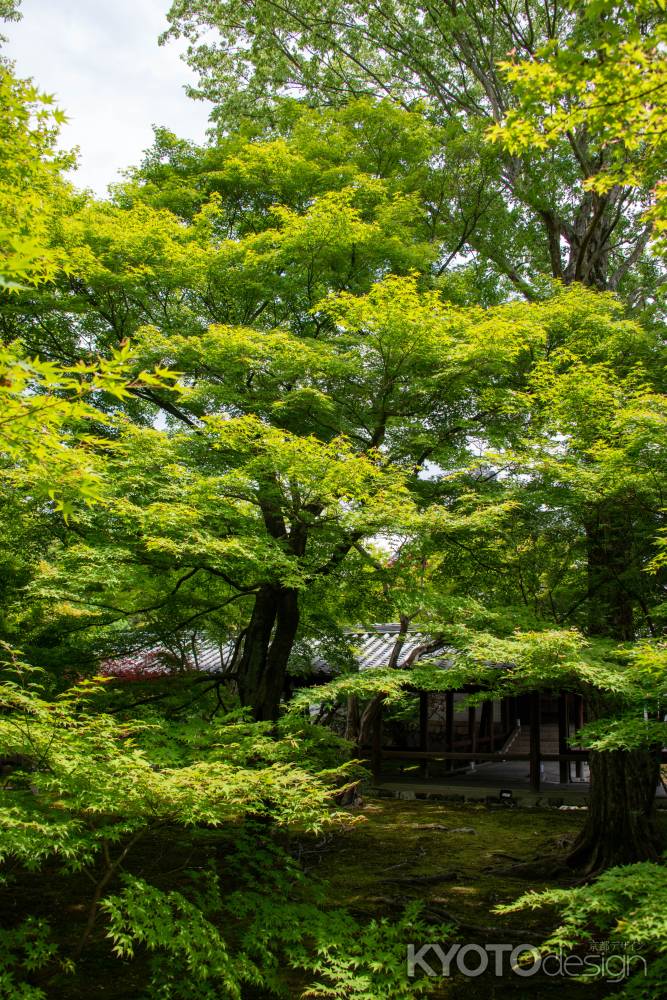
363,747,591,791
363,747,667,791
377,749,589,762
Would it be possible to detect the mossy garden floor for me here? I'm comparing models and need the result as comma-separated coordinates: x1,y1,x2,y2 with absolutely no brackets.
4,797,651,999
313,797,607,999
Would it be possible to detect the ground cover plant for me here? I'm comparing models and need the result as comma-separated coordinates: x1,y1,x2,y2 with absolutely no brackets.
1,0,666,995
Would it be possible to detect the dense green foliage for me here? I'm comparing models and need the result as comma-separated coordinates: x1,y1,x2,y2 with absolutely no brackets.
1,0,666,995
0,66,70,290
491,0,667,249
163,0,661,296
497,861,667,998
0,652,450,997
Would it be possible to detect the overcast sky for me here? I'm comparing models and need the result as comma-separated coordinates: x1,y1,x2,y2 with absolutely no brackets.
4,0,212,195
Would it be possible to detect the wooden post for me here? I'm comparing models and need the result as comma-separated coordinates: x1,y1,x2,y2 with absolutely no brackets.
558,692,569,784
529,691,541,791
500,696,509,739
419,691,429,778
371,704,383,784
445,690,454,771
575,694,584,779
468,704,477,769
479,701,492,748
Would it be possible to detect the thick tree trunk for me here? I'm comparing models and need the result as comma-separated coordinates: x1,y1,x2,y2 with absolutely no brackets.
358,694,384,748
237,584,300,721
567,747,661,874
566,511,661,872
479,53,658,874
345,696,361,743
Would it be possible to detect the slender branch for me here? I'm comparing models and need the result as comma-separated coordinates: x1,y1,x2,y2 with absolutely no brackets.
609,221,654,289
74,828,149,959
164,592,256,635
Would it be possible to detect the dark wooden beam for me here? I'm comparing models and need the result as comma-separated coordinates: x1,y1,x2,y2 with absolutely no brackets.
371,705,383,783
468,706,477,750
500,695,508,734
445,690,453,771
558,693,569,784
377,750,589,762
575,694,585,779
529,691,541,791
419,691,429,778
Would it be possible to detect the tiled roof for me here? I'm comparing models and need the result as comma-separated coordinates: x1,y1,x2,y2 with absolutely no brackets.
100,641,228,679
341,624,451,671
101,624,453,680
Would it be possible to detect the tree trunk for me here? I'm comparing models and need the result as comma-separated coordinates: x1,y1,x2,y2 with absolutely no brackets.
585,507,635,641
345,696,361,743
566,511,662,872
567,748,661,874
237,584,300,721
358,694,384,748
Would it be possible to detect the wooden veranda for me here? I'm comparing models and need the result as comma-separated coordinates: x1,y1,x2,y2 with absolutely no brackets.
365,688,590,792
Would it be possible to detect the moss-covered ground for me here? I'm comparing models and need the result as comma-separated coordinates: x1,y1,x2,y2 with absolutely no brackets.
4,797,651,998
307,797,623,999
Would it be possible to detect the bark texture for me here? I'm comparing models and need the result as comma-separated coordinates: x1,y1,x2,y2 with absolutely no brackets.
566,510,662,872
237,584,300,720
567,747,662,874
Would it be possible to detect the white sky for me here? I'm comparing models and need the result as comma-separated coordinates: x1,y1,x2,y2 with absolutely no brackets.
4,0,212,195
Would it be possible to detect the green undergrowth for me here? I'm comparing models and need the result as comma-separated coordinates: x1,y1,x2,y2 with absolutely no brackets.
311,797,600,999
2,795,646,999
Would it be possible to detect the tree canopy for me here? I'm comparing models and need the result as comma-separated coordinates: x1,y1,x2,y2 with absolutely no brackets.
163,0,664,295
1,1,667,995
